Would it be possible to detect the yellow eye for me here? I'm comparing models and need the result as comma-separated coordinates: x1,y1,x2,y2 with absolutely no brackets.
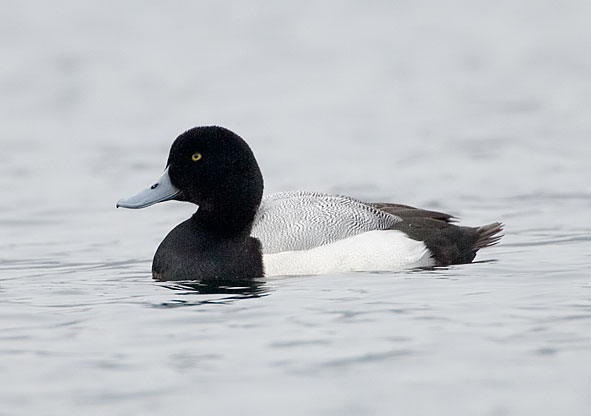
191,153,202,162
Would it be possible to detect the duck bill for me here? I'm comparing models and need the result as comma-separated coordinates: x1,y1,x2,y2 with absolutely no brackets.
116,167,181,209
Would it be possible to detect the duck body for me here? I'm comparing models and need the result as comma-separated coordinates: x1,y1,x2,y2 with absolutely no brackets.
252,191,399,254
117,126,503,281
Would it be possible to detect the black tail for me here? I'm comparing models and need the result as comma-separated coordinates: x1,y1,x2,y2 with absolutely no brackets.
474,222,504,250
385,210,504,266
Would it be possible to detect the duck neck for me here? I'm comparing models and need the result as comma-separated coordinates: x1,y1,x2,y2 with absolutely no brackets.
192,170,263,237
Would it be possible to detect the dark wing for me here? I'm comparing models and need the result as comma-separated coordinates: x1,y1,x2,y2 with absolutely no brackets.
369,202,456,223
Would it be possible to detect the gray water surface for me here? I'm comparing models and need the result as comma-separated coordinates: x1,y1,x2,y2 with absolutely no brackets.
1,1,590,415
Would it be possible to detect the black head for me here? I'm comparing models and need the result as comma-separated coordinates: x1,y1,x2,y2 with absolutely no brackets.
167,126,264,232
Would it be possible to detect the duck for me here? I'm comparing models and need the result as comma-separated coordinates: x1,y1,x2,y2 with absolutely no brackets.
117,126,503,281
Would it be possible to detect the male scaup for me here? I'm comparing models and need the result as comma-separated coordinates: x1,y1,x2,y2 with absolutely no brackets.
117,126,503,281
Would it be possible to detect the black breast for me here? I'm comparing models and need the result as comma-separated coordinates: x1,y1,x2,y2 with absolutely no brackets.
152,218,264,281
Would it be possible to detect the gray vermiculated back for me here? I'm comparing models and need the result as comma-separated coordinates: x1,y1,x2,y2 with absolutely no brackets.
251,191,401,254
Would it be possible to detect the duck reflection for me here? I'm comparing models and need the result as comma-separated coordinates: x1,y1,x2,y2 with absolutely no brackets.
156,278,269,307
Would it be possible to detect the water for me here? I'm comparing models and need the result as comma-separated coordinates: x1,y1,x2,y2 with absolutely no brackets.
1,1,590,415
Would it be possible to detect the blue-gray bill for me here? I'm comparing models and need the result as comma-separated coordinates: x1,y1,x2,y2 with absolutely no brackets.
116,167,180,209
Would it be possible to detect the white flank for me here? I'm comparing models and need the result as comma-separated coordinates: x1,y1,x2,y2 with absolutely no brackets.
262,230,435,276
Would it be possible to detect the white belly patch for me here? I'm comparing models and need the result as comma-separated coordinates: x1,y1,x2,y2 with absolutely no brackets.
262,230,434,276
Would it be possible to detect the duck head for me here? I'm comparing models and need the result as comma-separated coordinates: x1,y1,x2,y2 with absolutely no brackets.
117,126,264,233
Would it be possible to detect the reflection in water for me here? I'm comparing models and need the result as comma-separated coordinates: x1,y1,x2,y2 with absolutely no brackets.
155,278,270,307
